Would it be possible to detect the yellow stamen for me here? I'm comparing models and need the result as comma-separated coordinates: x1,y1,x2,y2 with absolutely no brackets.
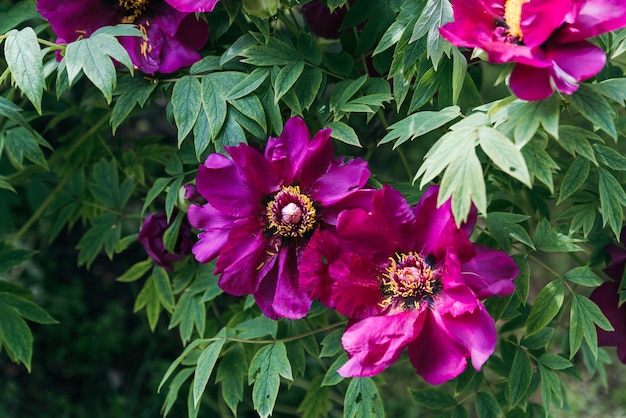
504,0,529,39
119,0,149,17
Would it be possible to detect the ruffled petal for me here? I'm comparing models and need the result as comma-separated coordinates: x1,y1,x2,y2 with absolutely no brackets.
165,0,221,12
196,151,273,217
556,0,626,43
253,244,312,319
338,310,426,377
413,186,475,262
509,64,554,101
317,188,376,226
310,158,370,207
547,40,606,95
337,186,415,261
37,0,116,42
461,245,518,299
407,310,469,385
215,219,275,295
153,14,208,73
520,0,570,47
187,203,235,262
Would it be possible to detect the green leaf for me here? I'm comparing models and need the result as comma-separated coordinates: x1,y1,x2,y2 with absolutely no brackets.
484,212,534,251
533,219,582,252
274,61,305,103
558,157,590,204
64,33,134,103
248,342,293,418
409,388,457,409
521,327,554,350
158,338,208,392
235,316,278,339
297,375,328,418
539,354,572,370
593,144,626,171
111,75,157,133
243,38,299,66
378,105,460,148
344,377,385,418
507,348,532,408
117,259,153,282
525,278,564,337
152,266,175,312
162,368,194,417
172,76,202,145
564,266,602,287
4,28,44,114
227,68,269,101
201,74,228,141
478,126,530,186
474,391,501,418
142,177,173,214
169,292,206,344
569,83,617,139
598,167,626,238
0,293,57,325
322,353,348,386
163,211,185,254
76,214,121,267
4,127,47,169
0,1,41,34
216,343,247,416
570,294,613,360
0,243,35,272
193,337,226,407
410,0,453,68
320,329,344,358
556,126,598,163
0,303,33,371
328,121,361,147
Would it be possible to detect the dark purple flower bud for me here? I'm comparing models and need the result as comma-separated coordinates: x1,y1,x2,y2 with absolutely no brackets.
138,211,193,270
184,184,206,205
301,0,354,39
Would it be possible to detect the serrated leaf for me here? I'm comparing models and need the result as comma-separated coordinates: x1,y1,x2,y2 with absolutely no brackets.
507,348,532,408
249,342,293,418
478,126,530,186
558,157,590,204
193,338,226,407
344,377,385,418
4,28,44,114
410,388,457,409
525,278,564,337
328,121,361,147
172,76,202,145
564,266,602,287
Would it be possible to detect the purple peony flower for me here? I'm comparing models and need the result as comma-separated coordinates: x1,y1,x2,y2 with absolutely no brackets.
138,211,193,270
37,0,210,74
301,0,354,39
187,117,373,320
300,185,518,384
439,0,626,100
590,230,626,362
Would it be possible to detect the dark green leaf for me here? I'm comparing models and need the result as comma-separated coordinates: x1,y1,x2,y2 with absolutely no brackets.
598,167,626,238
507,348,532,408
558,157,590,204
569,83,617,139
564,266,602,287
248,342,293,418
172,76,202,144
474,391,501,418
344,377,385,418
322,353,348,386
525,278,564,337
76,214,121,267
297,375,328,418
0,303,33,371
117,259,152,282
593,144,626,171
410,388,457,410
216,343,247,416
533,219,582,252
328,121,361,147
539,354,572,370
193,337,226,407
378,106,460,148
0,293,57,325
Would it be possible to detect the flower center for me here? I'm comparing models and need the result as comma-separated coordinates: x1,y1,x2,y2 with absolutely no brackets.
504,0,528,39
266,186,317,238
379,252,442,312
119,0,149,23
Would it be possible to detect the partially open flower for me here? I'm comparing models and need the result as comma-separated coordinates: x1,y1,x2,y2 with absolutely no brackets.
37,0,210,74
187,117,373,320
138,211,193,270
439,0,626,100
300,186,518,383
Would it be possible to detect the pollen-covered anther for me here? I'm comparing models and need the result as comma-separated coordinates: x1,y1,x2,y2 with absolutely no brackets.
379,252,443,311
504,0,529,39
266,186,316,238
119,0,149,16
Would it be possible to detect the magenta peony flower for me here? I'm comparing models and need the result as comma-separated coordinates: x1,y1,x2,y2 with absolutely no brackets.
590,230,626,362
37,0,210,74
439,0,626,100
138,211,193,270
187,117,373,320
300,185,518,384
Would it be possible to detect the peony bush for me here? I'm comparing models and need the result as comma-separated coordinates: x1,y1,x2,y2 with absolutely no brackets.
2,0,626,416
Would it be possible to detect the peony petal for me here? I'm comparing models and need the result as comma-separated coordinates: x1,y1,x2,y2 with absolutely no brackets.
604,235,626,280
154,14,208,73
295,127,334,189
338,310,426,377
407,310,469,385
226,144,280,197
254,245,312,319
196,151,273,217
547,41,606,95
215,219,276,295
337,186,415,261
37,0,116,42
412,186,475,262
317,188,376,226
509,64,554,101
165,0,221,12
556,0,626,43
187,203,235,262
461,245,518,299
520,0,570,47
590,280,626,347
310,158,370,207
264,117,316,185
